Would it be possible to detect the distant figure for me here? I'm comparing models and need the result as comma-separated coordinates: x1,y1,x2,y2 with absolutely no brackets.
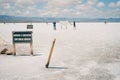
53,22,56,30
73,21,76,29
104,21,107,24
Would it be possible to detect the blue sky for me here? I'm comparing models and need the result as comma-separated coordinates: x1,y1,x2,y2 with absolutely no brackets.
0,0,120,18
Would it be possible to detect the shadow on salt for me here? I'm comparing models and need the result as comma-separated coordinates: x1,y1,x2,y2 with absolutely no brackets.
16,53,43,56
48,66,68,70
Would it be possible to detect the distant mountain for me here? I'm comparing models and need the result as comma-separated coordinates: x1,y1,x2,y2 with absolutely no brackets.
0,15,120,23
0,15,46,23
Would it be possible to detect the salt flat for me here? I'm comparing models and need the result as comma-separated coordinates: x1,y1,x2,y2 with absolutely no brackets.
0,22,120,80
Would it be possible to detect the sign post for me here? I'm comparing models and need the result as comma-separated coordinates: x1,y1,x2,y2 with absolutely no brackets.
27,25,33,29
12,31,33,55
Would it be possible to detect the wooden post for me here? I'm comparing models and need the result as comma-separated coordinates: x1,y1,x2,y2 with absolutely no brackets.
12,32,16,56
13,43,16,55
30,42,33,55
45,38,56,68
30,32,33,55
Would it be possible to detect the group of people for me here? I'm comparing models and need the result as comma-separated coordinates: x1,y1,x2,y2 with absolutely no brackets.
53,21,76,30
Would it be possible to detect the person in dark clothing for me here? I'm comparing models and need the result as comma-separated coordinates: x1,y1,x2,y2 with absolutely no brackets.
53,22,56,30
73,21,76,29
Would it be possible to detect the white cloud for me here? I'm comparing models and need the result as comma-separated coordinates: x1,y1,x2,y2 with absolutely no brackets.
45,0,82,9
104,9,120,18
76,4,91,11
16,0,34,5
117,1,120,7
2,3,10,9
0,0,15,3
25,10,30,14
15,10,21,14
63,9,70,13
0,0,120,18
109,2,116,7
75,3,106,18
109,1,120,7
43,0,82,17
15,0,39,8
87,0,98,6
97,2,104,7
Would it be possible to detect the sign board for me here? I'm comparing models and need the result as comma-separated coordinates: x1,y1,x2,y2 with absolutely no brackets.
27,25,33,29
12,31,33,55
13,31,32,43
